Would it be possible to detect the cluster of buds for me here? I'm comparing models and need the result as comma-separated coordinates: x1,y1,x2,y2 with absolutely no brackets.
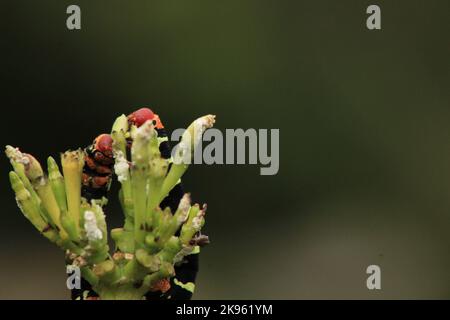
5,111,215,300
6,147,109,283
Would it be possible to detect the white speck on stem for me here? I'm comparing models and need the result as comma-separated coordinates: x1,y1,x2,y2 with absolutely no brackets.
177,193,191,223
84,211,103,241
192,115,216,147
131,120,155,141
173,115,216,165
113,150,129,182
5,145,30,166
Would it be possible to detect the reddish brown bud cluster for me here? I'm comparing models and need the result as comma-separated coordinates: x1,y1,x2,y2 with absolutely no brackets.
149,278,171,293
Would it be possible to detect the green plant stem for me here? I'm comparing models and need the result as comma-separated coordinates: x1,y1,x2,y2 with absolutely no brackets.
61,150,83,238
9,171,60,242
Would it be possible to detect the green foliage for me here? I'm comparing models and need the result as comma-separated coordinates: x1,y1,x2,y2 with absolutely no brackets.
5,113,215,300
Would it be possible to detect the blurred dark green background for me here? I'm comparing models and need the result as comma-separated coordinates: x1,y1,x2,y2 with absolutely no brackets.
1,0,449,299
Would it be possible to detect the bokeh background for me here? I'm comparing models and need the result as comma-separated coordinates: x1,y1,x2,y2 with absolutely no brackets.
1,0,449,299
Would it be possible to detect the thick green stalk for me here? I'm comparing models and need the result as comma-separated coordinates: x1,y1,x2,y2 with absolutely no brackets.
159,115,215,201
122,258,148,283
12,162,41,205
145,134,168,222
130,121,154,246
47,156,75,240
47,156,68,213
157,236,182,262
9,171,59,242
144,234,158,253
111,115,134,221
135,248,161,272
61,150,83,237
131,170,147,246
81,266,99,287
180,204,205,245
83,204,109,264
159,165,186,203
34,177,67,238
111,228,135,253
57,239,85,255
93,260,120,285
119,187,133,223
159,193,191,243
154,207,173,248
